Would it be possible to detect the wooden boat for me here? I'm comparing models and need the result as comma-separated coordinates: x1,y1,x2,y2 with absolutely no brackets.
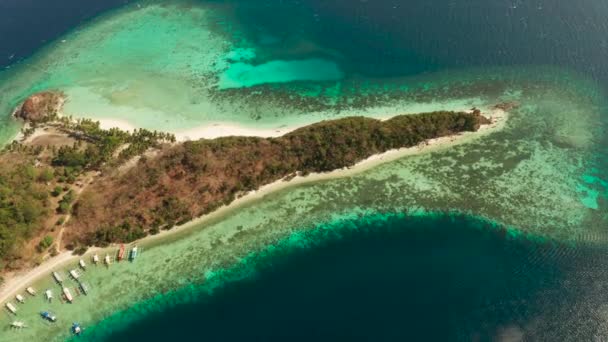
45,289,53,302
72,322,82,335
15,294,25,304
117,244,126,261
52,271,63,283
79,259,86,269
10,321,25,329
69,269,80,280
41,311,57,322
62,287,73,303
5,302,17,314
26,287,36,296
92,254,99,264
79,282,90,296
129,246,139,261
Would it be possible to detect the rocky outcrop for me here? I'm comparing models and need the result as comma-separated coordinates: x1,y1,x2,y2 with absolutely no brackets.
14,91,64,123
491,102,519,112
469,108,492,129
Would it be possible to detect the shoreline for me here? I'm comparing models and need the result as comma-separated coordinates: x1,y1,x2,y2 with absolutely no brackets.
97,118,296,140
94,103,489,142
0,107,507,305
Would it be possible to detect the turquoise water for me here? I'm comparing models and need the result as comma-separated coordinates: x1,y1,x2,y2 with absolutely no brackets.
71,213,608,341
217,58,344,89
0,0,608,340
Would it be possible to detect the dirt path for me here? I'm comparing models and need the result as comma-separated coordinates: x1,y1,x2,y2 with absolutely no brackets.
55,172,97,251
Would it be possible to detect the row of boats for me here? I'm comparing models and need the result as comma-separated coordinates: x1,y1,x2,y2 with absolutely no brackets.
91,244,139,265
5,244,140,335
10,319,81,335
7,286,82,335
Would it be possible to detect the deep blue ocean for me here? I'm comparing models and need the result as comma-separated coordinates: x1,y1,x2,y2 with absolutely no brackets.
3,0,608,83
75,214,608,341
2,0,608,341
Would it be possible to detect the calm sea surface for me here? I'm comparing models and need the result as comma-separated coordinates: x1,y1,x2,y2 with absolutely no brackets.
1,0,608,341
74,214,608,341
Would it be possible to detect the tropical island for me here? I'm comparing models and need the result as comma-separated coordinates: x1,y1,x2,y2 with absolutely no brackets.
0,91,502,279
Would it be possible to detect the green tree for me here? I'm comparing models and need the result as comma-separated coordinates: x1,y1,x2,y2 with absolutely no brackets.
38,168,54,182
38,235,53,251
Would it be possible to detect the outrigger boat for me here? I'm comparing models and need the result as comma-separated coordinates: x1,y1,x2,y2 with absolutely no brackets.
45,289,53,302
79,282,90,296
26,287,36,296
104,254,111,265
72,322,83,335
92,254,99,264
10,321,26,329
15,294,25,304
117,244,126,261
52,271,63,283
69,269,80,280
5,302,17,314
41,311,57,322
79,259,87,269
129,246,139,261
63,287,73,303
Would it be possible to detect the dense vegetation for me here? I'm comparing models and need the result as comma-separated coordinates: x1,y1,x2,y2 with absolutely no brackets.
68,110,488,246
0,116,174,269
0,153,53,266
51,118,175,169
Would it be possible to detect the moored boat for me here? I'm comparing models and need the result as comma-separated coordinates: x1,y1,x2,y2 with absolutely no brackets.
117,244,126,261
79,259,86,269
52,271,63,283
45,289,53,302
10,321,25,329
104,254,111,265
15,294,25,303
6,302,17,314
92,254,99,264
41,311,57,322
79,282,90,296
129,246,139,261
26,287,36,296
72,322,82,335
69,269,80,280
62,287,73,303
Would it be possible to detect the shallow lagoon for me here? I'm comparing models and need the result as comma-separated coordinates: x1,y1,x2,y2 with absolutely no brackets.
0,0,607,340
1,67,606,340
